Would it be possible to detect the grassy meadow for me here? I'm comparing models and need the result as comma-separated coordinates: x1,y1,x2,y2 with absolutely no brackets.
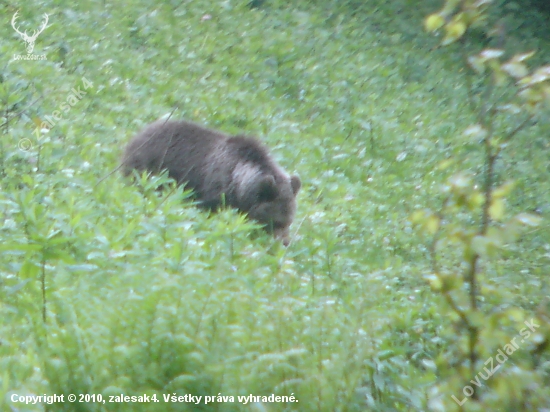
1,0,549,410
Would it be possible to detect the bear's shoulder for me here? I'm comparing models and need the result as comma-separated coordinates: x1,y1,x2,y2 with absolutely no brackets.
226,135,274,166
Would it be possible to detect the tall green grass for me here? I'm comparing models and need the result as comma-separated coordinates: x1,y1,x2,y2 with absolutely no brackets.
1,1,548,410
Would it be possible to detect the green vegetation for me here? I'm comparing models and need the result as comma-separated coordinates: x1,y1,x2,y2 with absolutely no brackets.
421,1,550,409
1,0,548,410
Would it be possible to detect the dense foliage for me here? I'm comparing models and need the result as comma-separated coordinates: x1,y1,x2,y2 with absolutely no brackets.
1,0,548,411
422,1,550,410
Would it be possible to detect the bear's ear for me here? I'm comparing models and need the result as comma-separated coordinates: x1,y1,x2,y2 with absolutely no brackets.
290,175,301,195
257,175,278,202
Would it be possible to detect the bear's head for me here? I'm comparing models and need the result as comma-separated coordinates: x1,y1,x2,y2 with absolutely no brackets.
235,167,301,246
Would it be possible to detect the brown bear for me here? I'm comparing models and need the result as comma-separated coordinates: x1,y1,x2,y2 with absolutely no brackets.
121,119,301,245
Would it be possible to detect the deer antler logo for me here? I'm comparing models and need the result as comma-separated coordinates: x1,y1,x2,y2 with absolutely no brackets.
11,11,49,54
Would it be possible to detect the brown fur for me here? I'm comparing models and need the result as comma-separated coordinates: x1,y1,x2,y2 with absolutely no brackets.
121,119,301,245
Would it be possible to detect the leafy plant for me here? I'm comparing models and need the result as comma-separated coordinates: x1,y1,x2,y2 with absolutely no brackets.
1,1,549,411
418,0,550,409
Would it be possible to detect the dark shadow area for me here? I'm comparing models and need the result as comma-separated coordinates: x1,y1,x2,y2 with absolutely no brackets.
528,0,550,14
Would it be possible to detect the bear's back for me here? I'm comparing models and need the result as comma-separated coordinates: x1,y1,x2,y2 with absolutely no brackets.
121,120,226,186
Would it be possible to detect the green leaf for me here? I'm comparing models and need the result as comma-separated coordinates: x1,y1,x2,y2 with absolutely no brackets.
448,173,472,195
463,124,487,141
426,214,440,235
502,62,529,79
468,55,486,74
513,51,536,62
437,159,455,170
20,260,40,279
0,243,43,252
493,181,516,199
425,14,445,32
424,273,442,291
65,264,98,272
5,279,32,295
44,249,76,264
514,213,542,227
442,20,466,45
529,65,550,85
46,236,73,247
518,86,545,105
497,104,522,114
467,191,485,210
489,198,505,221
480,49,504,60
